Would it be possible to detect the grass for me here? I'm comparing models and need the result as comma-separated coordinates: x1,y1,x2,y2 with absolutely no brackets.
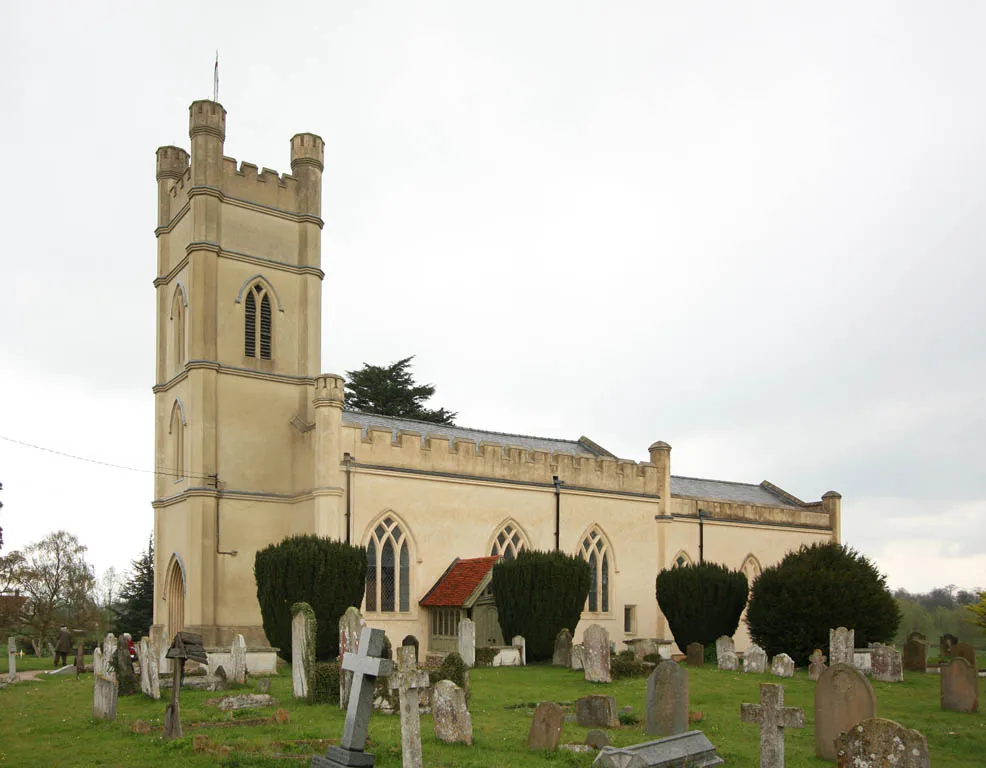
1,654,93,673
0,662,983,767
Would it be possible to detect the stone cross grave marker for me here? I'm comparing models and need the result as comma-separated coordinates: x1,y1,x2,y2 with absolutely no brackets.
830,627,855,667
553,628,572,667
292,602,316,699
164,631,209,739
940,657,979,713
583,624,612,683
313,627,394,767
388,645,430,768
716,636,737,671
339,606,365,709
809,649,827,682
743,644,767,674
814,663,877,761
7,637,15,683
646,660,688,737
836,717,930,768
770,653,794,678
458,618,476,668
742,683,804,768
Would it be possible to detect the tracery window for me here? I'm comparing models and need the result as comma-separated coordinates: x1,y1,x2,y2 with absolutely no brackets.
489,520,528,561
244,283,272,359
672,550,693,568
365,515,411,613
580,526,611,613
169,401,185,481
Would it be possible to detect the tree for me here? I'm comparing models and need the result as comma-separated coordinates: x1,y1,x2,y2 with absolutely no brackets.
967,590,986,633
344,356,457,425
254,535,367,661
656,562,749,652
746,542,900,665
111,538,154,639
11,531,99,645
492,549,590,662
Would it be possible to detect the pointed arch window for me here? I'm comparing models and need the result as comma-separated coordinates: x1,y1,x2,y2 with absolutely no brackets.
672,550,694,568
365,516,411,613
171,288,186,368
169,401,185,481
244,283,272,360
740,554,762,586
489,520,528,561
580,526,611,614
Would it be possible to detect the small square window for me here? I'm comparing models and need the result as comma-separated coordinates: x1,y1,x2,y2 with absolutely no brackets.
624,605,637,634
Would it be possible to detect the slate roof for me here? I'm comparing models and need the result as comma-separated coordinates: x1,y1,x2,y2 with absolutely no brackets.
419,556,499,608
670,476,801,509
342,410,602,456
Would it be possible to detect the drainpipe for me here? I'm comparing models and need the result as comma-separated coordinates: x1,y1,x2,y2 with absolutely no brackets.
698,509,709,565
344,453,353,545
212,475,238,556
553,475,563,550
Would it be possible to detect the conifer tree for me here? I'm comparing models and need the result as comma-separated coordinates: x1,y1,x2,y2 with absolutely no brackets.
344,356,457,425
112,538,154,639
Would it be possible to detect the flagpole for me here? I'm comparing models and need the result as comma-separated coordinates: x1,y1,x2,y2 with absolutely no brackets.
213,50,219,102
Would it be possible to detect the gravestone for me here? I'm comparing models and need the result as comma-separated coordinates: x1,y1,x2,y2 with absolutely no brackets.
102,633,118,672
646,660,688,737
553,628,572,667
313,626,395,767
513,635,526,666
809,650,828,682
836,717,930,768
770,654,794,678
231,634,247,685
576,694,619,727
583,624,612,683
215,665,227,688
829,627,854,667
743,644,767,674
75,642,86,676
952,642,976,668
570,644,585,671
292,602,316,700
7,637,15,683
593,731,724,768
432,679,473,745
902,635,927,673
854,648,873,677
939,633,958,658
339,606,366,709
870,644,903,683
528,701,564,751
458,619,476,668
586,729,610,749
741,683,804,768
115,639,140,695
814,663,877,760
388,645,430,768
716,636,737,671
401,635,419,663
92,647,118,721
940,657,979,713
686,643,704,667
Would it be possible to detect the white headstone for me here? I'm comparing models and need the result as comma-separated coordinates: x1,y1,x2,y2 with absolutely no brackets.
339,606,365,709
291,604,315,699
231,634,247,685
102,634,117,683
716,636,737,671
829,627,855,667
6,637,15,683
457,618,476,668
139,637,160,700
583,624,612,683
743,644,767,674
512,635,526,666
432,679,473,745
570,643,585,671
771,653,795,678
92,648,118,721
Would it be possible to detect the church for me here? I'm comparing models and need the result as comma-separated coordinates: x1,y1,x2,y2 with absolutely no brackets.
151,100,841,658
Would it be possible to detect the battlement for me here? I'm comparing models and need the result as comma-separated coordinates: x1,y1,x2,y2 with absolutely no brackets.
156,146,189,180
314,374,345,405
291,133,325,171
340,422,660,495
221,156,302,211
189,100,226,140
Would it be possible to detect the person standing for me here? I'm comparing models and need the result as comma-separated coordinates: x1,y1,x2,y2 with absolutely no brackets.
53,626,72,667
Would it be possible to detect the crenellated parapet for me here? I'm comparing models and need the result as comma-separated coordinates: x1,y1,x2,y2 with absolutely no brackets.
340,423,660,495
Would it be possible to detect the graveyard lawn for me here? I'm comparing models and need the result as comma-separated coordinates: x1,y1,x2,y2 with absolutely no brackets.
0,663,983,767
2,653,93,673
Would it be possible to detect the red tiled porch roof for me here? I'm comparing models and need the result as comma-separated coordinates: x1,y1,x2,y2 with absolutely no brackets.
419,556,499,608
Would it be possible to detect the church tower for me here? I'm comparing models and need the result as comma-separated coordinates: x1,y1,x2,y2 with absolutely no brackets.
151,101,333,647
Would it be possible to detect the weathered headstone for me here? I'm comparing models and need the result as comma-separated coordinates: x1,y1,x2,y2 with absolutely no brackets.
829,627,854,667
570,643,585,671
231,634,247,685
741,683,804,768
92,647,118,721
743,644,767,674
528,701,564,751
870,644,903,683
940,657,979,713
646,660,689,737
553,629,572,667
139,638,160,699
593,731,724,768
854,648,874,677
576,694,619,728
716,636,737,671
115,639,140,695
102,633,118,674
815,663,877,760
770,653,794,678
339,605,365,709
401,635,419,663
7,637,15,683
213,693,277,711
75,642,86,677
952,642,976,668
586,729,610,749
388,645,430,768
686,643,704,667
432,679,473,745
457,618,476,668
939,633,958,658
512,635,526,666
313,626,395,767
809,650,828,682
583,625,612,683
292,602,315,700
836,717,930,768
902,634,927,673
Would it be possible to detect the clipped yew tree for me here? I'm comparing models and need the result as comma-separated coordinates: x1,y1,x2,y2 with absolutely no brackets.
492,549,590,661
745,542,900,665
656,562,749,653
254,535,367,662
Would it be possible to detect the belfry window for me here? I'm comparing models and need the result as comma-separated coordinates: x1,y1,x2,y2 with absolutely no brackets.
244,283,272,360
365,516,411,613
580,526,611,613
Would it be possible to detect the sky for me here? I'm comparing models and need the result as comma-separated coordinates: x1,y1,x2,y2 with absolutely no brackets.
1,1,983,593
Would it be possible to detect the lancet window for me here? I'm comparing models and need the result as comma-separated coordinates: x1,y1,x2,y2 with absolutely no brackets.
365,515,411,613
580,525,611,613
244,283,272,360
169,401,185,481
171,287,185,368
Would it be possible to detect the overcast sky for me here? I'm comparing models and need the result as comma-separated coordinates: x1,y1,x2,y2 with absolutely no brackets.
1,1,983,594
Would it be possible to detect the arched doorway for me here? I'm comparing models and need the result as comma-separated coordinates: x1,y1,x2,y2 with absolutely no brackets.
166,556,185,643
